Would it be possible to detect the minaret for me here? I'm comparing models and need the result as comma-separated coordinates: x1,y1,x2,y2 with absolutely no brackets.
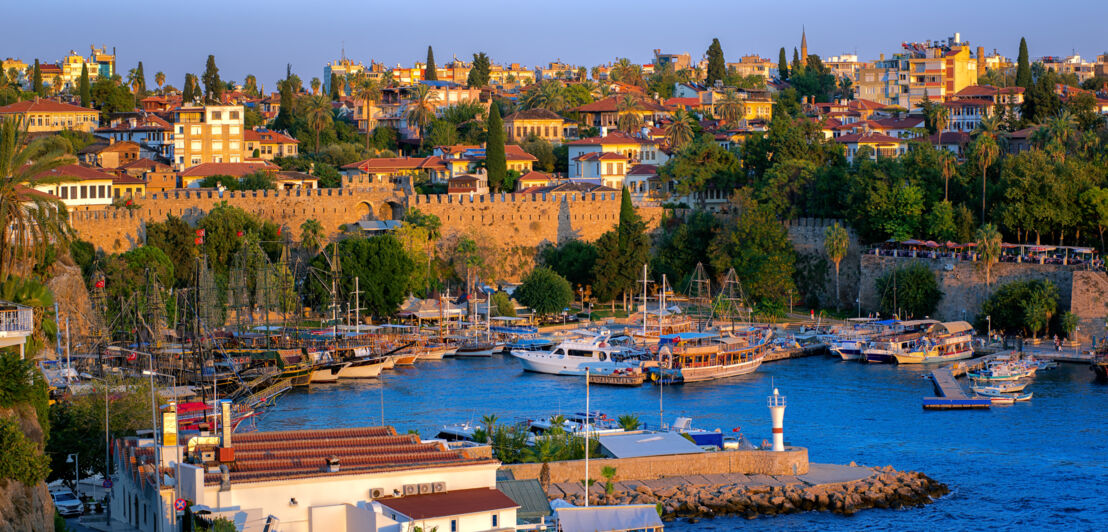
801,27,808,60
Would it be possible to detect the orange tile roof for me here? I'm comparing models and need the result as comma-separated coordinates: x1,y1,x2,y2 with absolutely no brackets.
0,99,97,114
243,129,299,144
567,130,656,146
28,163,117,182
379,488,518,520
572,95,667,113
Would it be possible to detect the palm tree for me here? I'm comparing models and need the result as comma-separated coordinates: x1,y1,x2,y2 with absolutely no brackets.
0,117,75,274
616,414,640,431
1048,110,1077,146
299,219,325,254
350,76,381,151
824,223,849,307
310,77,321,95
154,71,165,93
405,84,439,148
304,95,333,152
616,94,642,134
480,414,499,434
932,106,950,133
975,223,1002,286
600,465,618,503
938,150,956,201
521,80,565,112
664,109,695,150
716,90,746,125
973,135,999,222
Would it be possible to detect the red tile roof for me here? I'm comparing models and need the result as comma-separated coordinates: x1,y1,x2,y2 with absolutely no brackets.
504,109,563,121
567,130,656,146
572,96,667,113
0,99,97,114
929,131,972,145
574,151,629,162
435,144,482,156
627,164,658,176
180,161,277,177
834,132,904,144
29,164,117,182
112,175,146,185
342,156,446,172
504,144,538,161
379,488,519,520
664,97,701,108
118,158,173,172
243,129,299,144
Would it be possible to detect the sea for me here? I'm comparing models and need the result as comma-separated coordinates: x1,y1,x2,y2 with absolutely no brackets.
253,355,1108,531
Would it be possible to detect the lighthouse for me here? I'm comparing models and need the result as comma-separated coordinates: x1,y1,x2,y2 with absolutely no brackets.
768,388,787,452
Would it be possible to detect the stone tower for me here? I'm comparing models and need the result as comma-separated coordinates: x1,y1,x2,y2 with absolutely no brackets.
801,27,808,59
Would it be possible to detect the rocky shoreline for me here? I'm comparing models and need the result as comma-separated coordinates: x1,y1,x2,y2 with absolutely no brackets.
554,465,949,521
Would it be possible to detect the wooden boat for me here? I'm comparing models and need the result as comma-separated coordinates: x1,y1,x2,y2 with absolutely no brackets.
649,330,771,384
309,362,350,383
975,387,1033,402
453,339,500,357
893,321,975,364
336,357,386,379
587,369,645,386
971,382,1028,394
392,353,418,366
416,344,452,360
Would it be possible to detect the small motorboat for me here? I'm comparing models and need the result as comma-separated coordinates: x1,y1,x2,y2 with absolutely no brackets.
975,387,1033,402
971,381,1029,394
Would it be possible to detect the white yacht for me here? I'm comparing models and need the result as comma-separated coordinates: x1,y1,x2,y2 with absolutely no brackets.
510,331,646,376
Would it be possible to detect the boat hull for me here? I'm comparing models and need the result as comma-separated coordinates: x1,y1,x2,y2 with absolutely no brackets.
894,349,974,364
511,351,635,376
666,357,764,383
393,354,418,366
453,346,497,357
309,362,349,383
864,352,896,364
337,359,384,379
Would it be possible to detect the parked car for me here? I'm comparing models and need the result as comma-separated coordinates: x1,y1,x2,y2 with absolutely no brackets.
51,489,84,517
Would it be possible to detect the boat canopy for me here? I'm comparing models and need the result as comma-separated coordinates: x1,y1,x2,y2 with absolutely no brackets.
659,332,719,343
491,325,539,334
935,321,974,334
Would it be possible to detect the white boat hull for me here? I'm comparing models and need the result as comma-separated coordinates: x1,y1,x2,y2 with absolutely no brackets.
310,363,349,383
453,346,498,357
511,350,635,376
336,359,384,379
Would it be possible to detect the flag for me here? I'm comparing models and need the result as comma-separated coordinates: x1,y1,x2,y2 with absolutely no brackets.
126,351,137,362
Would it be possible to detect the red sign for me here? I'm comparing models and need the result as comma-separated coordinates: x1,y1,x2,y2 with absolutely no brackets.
175,499,187,511
126,351,137,362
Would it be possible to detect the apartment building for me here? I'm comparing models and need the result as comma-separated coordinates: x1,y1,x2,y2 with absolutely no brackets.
854,35,977,110
504,108,565,143
323,57,366,96
0,98,99,133
171,105,245,170
243,128,299,159
727,55,775,80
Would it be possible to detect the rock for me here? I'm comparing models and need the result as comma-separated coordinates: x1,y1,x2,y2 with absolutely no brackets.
635,485,652,495
849,461,857,467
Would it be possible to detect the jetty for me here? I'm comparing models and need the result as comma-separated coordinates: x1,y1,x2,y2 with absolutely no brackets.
764,343,828,363
922,367,991,409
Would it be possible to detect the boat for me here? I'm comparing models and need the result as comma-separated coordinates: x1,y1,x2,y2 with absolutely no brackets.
415,344,452,360
587,368,645,386
452,340,501,357
503,337,555,353
968,361,1036,381
392,353,418,366
975,388,1033,403
335,357,386,379
510,331,647,376
893,321,975,364
648,329,771,384
862,320,938,363
1094,347,1108,380
528,412,626,437
971,382,1029,394
309,361,350,383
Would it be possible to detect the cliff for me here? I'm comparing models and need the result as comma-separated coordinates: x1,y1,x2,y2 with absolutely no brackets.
0,404,53,532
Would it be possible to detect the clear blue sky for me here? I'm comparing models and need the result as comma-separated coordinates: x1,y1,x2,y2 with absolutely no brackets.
4,0,1106,89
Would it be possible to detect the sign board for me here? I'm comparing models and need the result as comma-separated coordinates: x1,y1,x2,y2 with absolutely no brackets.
102,478,113,489
175,499,187,512
163,410,178,446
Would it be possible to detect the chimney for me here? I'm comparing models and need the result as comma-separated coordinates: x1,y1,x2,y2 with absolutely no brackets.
326,456,341,473
218,400,235,462
880,53,885,61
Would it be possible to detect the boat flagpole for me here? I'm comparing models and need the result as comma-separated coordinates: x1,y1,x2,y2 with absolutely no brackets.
642,263,647,337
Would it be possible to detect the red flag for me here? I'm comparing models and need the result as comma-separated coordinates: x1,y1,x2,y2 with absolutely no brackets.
126,352,137,362
94,279,105,288
277,227,282,236
236,231,243,237
195,237,203,245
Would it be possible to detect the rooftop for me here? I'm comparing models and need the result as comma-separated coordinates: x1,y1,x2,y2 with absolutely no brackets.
379,487,518,520
0,98,97,114
180,161,277,178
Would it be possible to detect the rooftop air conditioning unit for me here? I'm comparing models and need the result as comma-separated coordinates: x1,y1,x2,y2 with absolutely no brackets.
432,482,447,493
403,484,419,496
419,483,433,494
369,487,385,499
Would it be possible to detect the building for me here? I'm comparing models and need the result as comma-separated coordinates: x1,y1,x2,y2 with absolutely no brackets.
835,132,908,162
179,160,278,188
573,151,629,189
324,57,366,96
95,113,174,161
274,170,319,190
854,35,978,110
111,424,513,532
1041,54,1096,83
653,49,691,71
503,109,565,143
78,140,141,168
727,55,775,80
89,45,115,78
24,164,120,210
243,128,300,160
825,54,866,83
341,156,448,188
430,145,537,181
515,170,556,191
0,300,33,360
369,82,485,139
447,172,489,195
565,131,666,178
171,105,245,170
118,158,178,192
571,96,670,130
0,98,99,133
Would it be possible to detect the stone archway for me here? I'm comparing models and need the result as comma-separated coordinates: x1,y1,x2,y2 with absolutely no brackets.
354,201,372,220
376,203,393,221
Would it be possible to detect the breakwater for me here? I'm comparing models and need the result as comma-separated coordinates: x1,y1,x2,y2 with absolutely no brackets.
549,463,947,521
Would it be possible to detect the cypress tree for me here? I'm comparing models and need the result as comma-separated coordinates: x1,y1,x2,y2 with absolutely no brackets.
705,38,726,87
135,61,146,94
32,60,43,96
79,63,91,107
485,103,506,192
273,79,295,131
330,73,341,100
425,46,438,81
182,74,195,102
791,48,803,76
467,52,490,88
202,55,222,103
778,47,789,81
1015,37,1032,89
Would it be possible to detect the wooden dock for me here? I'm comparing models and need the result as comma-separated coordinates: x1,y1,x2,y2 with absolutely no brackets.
764,343,828,363
922,368,991,410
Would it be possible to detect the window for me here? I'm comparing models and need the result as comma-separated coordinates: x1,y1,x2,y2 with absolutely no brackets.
492,514,498,527
230,110,240,120
190,125,202,135
211,111,222,120
80,186,87,199
61,187,68,199
450,520,457,532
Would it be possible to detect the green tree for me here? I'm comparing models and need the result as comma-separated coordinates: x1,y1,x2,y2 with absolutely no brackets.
350,75,381,151
198,203,279,277
515,267,574,317
329,73,341,100
976,223,1002,286
716,89,746,125
425,45,438,81
32,60,43,96
539,240,598,288
971,134,999,221
134,61,146,95
1015,37,1032,89
485,103,507,191
145,215,197,288
978,279,1058,336
1022,281,1058,339
155,71,165,93
520,136,555,172
617,414,640,431
705,38,726,87
425,119,457,148
664,109,696,151
824,222,849,307
78,64,90,108
90,78,136,115
490,291,516,317
305,235,414,317
299,218,325,255
202,54,223,103
1,116,75,272
310,77,321,95
708,193,796,309
874,263,941,319
778,47,789,81
304,94,333,152
405,84,439,149
467,52,491,88
927,200,958,242
593,188,650,308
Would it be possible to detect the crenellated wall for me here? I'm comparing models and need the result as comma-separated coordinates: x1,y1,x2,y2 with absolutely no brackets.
69,188,663,254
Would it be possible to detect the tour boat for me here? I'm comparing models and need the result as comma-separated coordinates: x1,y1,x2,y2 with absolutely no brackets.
647,329,771,384
968,361,1036,381
893,321,975,364
861,320,938,363
453,337,504,357
976,389,1033,403
335,357,386,379
510,332,646,375
1094,348,1108,380
392,353,419,366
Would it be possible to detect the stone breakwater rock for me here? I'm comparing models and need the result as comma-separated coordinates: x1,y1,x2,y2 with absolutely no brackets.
554,467,949,520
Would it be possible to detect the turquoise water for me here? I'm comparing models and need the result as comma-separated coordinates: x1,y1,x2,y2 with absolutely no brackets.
253,356,1108,530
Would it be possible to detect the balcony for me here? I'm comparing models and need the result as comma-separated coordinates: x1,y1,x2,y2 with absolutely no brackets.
0,303,33,357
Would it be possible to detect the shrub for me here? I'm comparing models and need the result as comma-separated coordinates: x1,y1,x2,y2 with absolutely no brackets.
0,417,51,484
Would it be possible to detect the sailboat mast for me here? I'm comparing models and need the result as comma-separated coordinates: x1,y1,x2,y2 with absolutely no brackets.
641,263,647,336
355,276,361,332
584,367,590,508
660,274,667,335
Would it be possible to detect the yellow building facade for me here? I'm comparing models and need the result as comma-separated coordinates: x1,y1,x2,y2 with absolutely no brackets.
0,99,99,133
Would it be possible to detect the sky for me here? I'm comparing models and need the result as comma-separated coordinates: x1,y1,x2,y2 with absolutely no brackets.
4,0,1107,89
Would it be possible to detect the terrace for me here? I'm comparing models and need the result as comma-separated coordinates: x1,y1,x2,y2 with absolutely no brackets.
0,301,34,358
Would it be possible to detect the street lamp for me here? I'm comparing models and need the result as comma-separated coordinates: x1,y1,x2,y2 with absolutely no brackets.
986,315,991,343
66,453,79,496
107,346,161,532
